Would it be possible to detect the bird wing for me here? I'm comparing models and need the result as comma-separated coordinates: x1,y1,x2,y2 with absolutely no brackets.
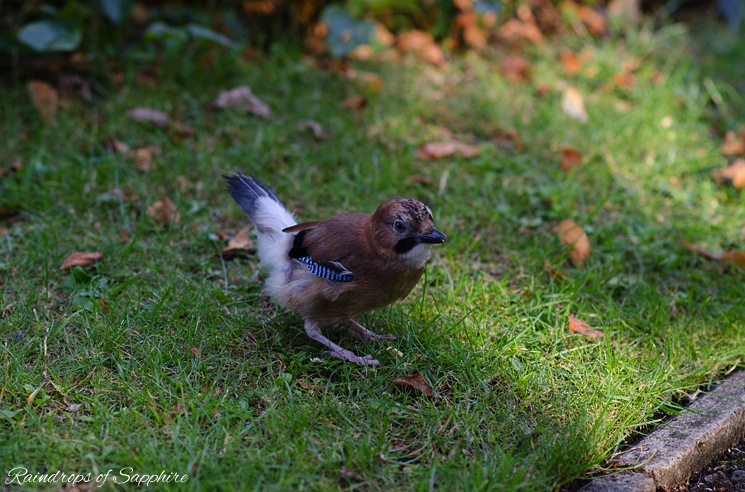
284,220,359,282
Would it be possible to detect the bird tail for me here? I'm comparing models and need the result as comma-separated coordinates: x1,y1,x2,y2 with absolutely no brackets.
224,171,296,274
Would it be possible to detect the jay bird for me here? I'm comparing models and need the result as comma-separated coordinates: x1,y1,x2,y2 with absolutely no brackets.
225,171,447,366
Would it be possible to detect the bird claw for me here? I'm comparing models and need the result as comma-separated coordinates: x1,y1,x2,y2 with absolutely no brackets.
326,350,380,366
346,320,397,343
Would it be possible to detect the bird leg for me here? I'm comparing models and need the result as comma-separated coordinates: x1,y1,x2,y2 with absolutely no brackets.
345,320,397,343
304,319,379,366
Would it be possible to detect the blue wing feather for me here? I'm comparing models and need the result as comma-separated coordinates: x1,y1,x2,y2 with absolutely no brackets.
296,256,356,282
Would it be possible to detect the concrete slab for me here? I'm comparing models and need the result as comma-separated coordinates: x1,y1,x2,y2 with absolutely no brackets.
581,370,745,492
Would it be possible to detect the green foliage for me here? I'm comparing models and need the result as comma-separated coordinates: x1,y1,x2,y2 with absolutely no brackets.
17,19,82,52
321,5,377,57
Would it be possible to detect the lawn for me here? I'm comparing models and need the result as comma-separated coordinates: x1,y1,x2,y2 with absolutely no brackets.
1,16,744,491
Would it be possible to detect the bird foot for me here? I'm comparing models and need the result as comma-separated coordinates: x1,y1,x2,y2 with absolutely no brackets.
327,350,379,366
346,320,397,343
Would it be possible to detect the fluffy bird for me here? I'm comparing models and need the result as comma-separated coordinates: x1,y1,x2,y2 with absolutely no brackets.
225,171,447,366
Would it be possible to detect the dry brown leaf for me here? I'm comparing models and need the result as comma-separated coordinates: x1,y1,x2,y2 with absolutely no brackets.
500,56,531,83
608,0,641,23
712,158,745,189
341,96,367,112
132,146,160,172
191,347,201,357
561,86,588,122
296,379,321,391
722,131,745,156
680,240,745,270
299,120,328,139
493,128,523,152
678,239,723,261
128,107,170,126
101,137,130,154
612,71,636,90
543,260,568,279
417,141,481,161
457,11,488,50
221,226,254,259
392,374,436,397
556,219,590,267
396,30,445,66
408,175,436,188
27,81,59,124
214,86,271,118
721,251,745,270
496,18,543,44
568,314,604,338
60,251,104,270
127,108,195,136
344,69,385,92
147,197,180,225
560,51,583,75
578,6,606,35
560,147,583,172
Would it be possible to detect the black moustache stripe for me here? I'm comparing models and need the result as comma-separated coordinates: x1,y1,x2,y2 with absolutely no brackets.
394,236,420,254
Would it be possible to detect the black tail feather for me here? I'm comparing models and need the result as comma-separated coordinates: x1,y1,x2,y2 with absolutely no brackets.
224,171,283,219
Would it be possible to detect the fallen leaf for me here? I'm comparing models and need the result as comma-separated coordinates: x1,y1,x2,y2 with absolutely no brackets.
221,226,254,259
561,86,588,122
296,379,321,391
568,314,604,338
396,30,445,66
392,374,436,397
612,71,636,90
147,198,180,225
344,69,385,92
578,6,606,36
408,175,436,188
99,297,110,314
722,130,745,156
60,251,104,270
101,137,130,154
543,260,568,279
128,107,170,126
608,0,642,23
27,80,59,123
560,147,583,172
417,141,480,160
214,86,271,118
679,240,745,270
678,239,723,261
721,251,745,270
132,146,160,172
191,347,201,357
556,219,590,267
496,18,543,44
712,158,745,189
298,120,328,139
493,128,523,152
500,56,531,83
341,95,367,111
58,73,92,103
457,11,488,50
127,108,195,136
560,51,583,75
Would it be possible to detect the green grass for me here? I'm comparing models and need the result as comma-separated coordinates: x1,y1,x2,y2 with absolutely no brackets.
1,20,744,491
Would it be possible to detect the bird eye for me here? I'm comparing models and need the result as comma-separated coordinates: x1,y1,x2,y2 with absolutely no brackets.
393,219,407,234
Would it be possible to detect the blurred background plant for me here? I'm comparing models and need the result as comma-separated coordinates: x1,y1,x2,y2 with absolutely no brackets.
0,0,741,81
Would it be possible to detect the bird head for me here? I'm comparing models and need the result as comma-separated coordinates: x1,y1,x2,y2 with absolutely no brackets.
371,198,447,268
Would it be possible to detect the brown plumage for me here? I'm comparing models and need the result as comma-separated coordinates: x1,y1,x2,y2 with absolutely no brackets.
225,172,447,366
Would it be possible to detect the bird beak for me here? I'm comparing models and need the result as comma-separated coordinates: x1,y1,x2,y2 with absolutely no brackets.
417,228,448,244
